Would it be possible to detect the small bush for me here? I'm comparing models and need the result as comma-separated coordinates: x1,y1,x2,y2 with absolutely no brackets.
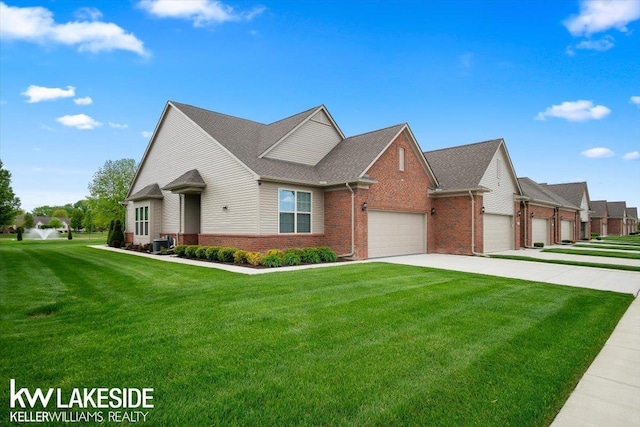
67,230,73,240
174,245,188,257
233,250,249,264
218,247,237,263
590,232,600,238
301,247,321,264
265,249,284,259
17,227,23,241
283,251,301,266
205,246,222,261
316,246,337,262
160,247,168,255
246,252,263,266
533,242,544,248
195,246,209,260
185,245,200,259
262,253,282,268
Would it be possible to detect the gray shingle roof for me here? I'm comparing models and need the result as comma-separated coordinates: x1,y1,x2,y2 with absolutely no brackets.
518,177,579,209
607,201,627,218
591,200,607,218
163,169,206,191
169,101,416,186
541,182,589,208
626,207,638,220
126,183,163,201
423,139,503,191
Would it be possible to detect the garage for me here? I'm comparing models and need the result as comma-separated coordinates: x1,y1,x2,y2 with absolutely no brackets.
368,210,426,258
561,220,573,241
532,218,550,246
483,214,513,253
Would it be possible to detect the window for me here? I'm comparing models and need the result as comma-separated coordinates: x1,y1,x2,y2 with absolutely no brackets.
135,206,149,236
279,189,311,233
399,147,405,171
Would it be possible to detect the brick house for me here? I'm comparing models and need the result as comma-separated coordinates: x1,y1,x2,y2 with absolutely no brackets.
423,139,522,254
607,201,628,236
626,207,638,235
518,178,580,246
125,101,438,259
541,182,591,240
590,200,608,237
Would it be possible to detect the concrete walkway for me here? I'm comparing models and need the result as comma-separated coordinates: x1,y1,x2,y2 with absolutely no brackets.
498,247,640,268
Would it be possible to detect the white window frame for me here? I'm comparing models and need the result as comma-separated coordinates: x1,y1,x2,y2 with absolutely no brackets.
278,188,312,234
134,205,149,236
399,147,405,171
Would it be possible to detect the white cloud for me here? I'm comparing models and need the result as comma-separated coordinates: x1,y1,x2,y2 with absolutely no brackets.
631,96,640,106
56,114,102,130
74,7,103,22
22,85,75,103
138,0,265,27
564,0,640,36
535,100,611,122
581,147,615,158
0,2,149,57
74,96,93,105
623,151,640,160
575,35,615,51
141,131,153,138
109,122,128,129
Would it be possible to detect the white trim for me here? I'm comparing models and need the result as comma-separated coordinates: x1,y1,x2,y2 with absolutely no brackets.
277,188,313,234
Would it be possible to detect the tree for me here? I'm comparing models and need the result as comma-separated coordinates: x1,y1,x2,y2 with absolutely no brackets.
88,159,136,229
83,209,94,233
111,220,125,248
32,205,55,217
48,218,63,229
0,159,21,227
70,209,84,231
52,208,69,218
23,213,34,229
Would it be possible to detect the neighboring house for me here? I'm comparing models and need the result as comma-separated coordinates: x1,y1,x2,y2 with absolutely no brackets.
541,182,591,239
606,202,627,236
626,207,638,235
125,101,438,259
518,178,580,246
590,200,608,237
33,216,70,232
423,139,522,254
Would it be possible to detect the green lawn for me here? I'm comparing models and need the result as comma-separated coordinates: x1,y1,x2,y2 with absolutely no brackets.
543,248,640,260
575,243,640,251
490,254,640,272
0,240,632,426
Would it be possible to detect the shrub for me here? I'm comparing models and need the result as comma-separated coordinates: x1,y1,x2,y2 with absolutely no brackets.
316,246,337,262
110,220,125,248
246,252,263,266
160,247,168,255
67,230,73,240
174,245,188,257
262,253,282,268
301,247,321,264
184,245,200,259
17,227,23,241
265,249,284,259
233,250,249,264
533,242,544,248
283,250,301,266
590,232,600,238
205,246,222,261
218,247,237,263
107,220,115,245
195,246,209,260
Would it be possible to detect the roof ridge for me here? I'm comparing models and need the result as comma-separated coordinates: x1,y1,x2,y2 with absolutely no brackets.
423,138,503,154
345,123,405,140
170,100,266,126
266,104,323,126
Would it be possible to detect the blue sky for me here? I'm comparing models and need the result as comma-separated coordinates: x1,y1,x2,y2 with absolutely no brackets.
1,0,639,212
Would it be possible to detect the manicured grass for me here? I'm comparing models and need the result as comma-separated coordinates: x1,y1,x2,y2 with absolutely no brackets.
543,248,640,260
490,254,640,272
0,241,632,426
575,243,640,251
598,235,640,245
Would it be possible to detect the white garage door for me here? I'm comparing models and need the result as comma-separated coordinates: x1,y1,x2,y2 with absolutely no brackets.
368,211,426,258
561,220,573,241
532,218,549,246
483,214,513,253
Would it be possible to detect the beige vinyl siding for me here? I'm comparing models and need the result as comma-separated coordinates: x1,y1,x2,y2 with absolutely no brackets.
263,111,342,166
259,182,324,234
479,146,518,215
129,105,259,235
580,193,589,222
126,201,135,233
150,199,163,238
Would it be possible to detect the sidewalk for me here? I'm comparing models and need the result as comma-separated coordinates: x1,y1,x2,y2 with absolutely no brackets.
497,247,640,268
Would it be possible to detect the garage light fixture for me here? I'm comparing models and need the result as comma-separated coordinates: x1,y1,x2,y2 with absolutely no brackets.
361,202,368,211
517,211,521,217
481,206,485,214
430,207,436,216
531,212,535,218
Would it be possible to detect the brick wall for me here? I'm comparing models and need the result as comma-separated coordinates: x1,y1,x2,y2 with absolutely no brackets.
608,218,624,236
558,208,579,242
591,217,606,236
430,194,483,255
198,234,325,251
513,201,522,249
125,232,133,244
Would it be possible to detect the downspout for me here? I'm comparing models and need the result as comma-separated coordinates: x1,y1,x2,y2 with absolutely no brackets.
469,190,488,257
523,202,528,248
338,183,356,258
554,207,560,244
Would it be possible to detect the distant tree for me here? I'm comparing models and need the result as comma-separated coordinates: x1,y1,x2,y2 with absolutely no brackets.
52,208,69,218
48,218,63,229
70,209,84,231
23,213,35,229
111,220,125,248
107,219,115,245
17,227,23,241
83,210,94,233
74,199,89,211
88,159,136,229
32,205,55,217
67,229,73,240
0,159,21,227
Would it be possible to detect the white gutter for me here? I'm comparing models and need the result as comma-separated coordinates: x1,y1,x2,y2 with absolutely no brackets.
338,183,356,258
469,190,488,257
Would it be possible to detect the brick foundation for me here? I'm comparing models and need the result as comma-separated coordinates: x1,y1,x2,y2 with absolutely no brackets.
197,234,326,252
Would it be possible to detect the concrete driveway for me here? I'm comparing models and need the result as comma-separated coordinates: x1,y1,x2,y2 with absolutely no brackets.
374,253,640,296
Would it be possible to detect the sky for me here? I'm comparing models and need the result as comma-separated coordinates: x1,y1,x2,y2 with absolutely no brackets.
1,0,639,212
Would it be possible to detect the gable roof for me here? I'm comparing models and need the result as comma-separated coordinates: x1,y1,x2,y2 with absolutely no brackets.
590,200,608,218
126,183,164,201
541,182,590,208
163,169,206,192
159,101,434,187
423,138,520,194
626,207,638,220
607,201,627,218
518,177,579,209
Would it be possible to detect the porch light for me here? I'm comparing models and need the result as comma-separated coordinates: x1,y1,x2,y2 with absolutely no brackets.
431,207,436,216
517,211,521,217
361,202,368,211
481,206,485,214
531,212,535,218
